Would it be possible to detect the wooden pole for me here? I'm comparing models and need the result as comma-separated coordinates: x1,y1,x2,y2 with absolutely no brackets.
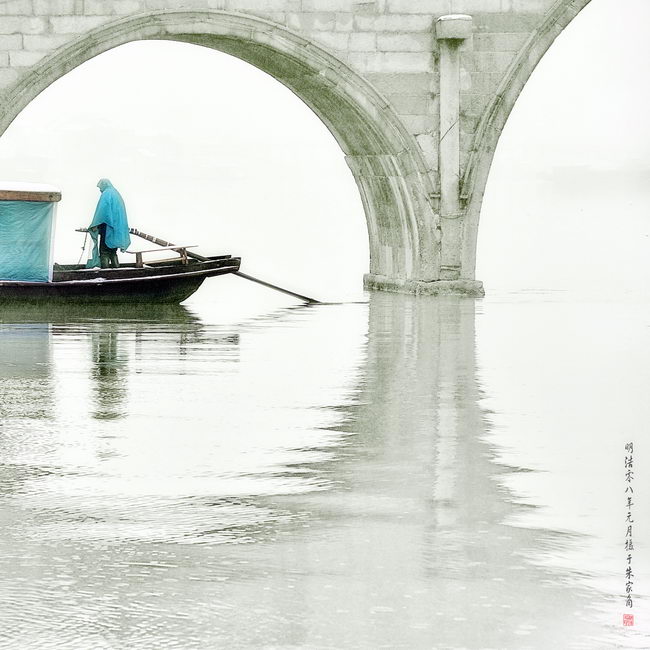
231,271,320,304
93,227,320,304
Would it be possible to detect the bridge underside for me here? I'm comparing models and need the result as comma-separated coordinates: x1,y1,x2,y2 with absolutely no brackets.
177,30,464,295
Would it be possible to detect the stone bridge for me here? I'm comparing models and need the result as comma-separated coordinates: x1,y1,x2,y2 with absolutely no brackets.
0,0,591,295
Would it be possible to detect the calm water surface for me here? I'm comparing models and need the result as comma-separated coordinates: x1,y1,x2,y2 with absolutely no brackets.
0,280,648,649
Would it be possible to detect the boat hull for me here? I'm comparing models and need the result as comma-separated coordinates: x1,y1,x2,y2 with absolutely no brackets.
0,259,240,304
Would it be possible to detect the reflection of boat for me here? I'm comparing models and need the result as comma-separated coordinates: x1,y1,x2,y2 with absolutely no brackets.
0,301,202,325
0,184,240,304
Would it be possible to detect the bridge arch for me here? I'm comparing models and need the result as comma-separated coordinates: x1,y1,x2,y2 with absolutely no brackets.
460,0,593,279
0,10,439,286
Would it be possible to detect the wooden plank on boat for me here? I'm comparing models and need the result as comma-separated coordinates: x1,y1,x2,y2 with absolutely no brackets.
0,189,61,202
126,245,197,268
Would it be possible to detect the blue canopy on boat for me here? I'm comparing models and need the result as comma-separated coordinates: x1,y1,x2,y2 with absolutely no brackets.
0,194,57,283
86,179,131,268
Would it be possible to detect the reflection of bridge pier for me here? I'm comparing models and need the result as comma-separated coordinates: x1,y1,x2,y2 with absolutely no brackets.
342,293,482,517
230,293,600,648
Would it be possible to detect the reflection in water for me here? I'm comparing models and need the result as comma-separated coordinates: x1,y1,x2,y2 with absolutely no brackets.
91,327,127,420
0,294,645,649
0,322,55,495
0,323,53,420
261,295,597,649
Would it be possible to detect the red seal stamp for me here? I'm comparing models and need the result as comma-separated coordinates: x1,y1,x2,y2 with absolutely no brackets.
623,614,634,626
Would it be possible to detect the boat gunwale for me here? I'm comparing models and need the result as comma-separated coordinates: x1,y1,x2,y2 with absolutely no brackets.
0,263,240,288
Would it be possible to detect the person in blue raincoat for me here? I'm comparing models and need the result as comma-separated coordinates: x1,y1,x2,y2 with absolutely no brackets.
86,179,131,269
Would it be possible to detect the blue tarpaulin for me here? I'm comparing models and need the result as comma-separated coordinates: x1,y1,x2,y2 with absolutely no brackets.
86,179,131,268
0,200,55,282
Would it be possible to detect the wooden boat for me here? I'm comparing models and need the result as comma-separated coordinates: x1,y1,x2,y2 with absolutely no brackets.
0,255,241,304
0,184,241,305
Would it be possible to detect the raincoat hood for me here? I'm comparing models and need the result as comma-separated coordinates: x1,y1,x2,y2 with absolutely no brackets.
86,179,131,268
97,178,113,192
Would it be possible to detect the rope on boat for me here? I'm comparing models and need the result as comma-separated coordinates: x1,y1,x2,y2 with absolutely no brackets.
76,230,89,265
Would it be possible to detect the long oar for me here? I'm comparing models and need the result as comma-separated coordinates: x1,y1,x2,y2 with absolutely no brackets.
127,228,320,304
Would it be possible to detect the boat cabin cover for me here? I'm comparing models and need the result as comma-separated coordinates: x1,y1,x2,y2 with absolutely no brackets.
0,182,61,282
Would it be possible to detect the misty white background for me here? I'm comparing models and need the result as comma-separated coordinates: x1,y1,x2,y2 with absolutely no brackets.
0,0,648,301
0,2,648,642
